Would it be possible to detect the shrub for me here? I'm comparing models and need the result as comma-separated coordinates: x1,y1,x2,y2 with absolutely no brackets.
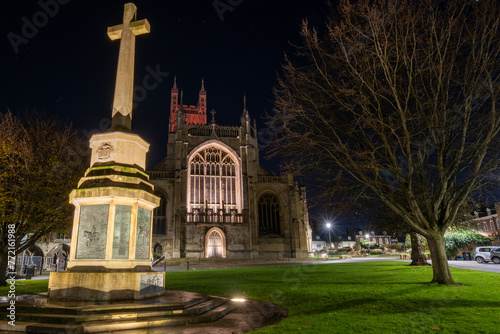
360,239,381,249
444,230,492,258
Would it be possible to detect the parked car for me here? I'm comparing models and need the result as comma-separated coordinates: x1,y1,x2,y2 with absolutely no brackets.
474,247,494,263
490,247,500,264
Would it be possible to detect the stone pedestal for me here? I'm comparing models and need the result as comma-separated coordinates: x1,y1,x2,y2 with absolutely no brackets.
89,131,149,169
49,272,165,301
48,131,161,301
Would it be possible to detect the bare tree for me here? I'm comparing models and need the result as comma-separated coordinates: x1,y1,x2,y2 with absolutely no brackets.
363,200,430,266
270,0,500,284
0,111,87,286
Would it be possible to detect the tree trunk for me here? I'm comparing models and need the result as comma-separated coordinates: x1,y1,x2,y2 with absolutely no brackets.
427,233,456,285
0,250,11,286
410,232,430,266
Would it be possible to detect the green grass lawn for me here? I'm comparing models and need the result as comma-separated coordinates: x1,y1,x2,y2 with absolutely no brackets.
1,262,499,333
0,279,49,296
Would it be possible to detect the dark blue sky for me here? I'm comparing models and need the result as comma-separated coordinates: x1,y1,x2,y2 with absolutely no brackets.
2,0,328,168
2,1,344,230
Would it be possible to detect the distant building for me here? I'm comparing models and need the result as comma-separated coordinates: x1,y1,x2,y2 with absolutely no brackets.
337,235,356,248
472,204,500,239
346,227,392,245
312,235,328,251
355,233,391,245
20,233,71,272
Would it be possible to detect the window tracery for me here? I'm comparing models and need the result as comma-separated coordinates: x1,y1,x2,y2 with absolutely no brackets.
188,146,239,216
153,192,166,235
258,193,281,235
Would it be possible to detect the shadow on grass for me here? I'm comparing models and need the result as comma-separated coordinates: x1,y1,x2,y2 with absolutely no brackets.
296,297,500,316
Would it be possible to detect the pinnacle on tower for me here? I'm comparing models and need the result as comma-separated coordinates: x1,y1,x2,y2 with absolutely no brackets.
241,94,249,120
200,78,206,93
241,94,251,133
172,76,178,92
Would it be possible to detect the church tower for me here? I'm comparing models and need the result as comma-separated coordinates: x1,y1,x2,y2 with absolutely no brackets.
150,79,312,260
170,78,208,131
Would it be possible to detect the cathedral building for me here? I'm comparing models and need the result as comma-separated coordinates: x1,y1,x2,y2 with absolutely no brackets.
148,79,312,259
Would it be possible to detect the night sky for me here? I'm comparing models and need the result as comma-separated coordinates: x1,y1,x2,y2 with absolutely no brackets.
2,1,343,232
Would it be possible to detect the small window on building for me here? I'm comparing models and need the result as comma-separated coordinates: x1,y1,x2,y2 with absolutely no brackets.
258,193,281,235
153,192,167,235
490,220,495,231
484,222,488,231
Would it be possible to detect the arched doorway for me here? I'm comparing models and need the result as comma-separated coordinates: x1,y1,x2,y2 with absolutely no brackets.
47,244,70,271
154,244,163,260
24,245,44,273
205,228,226,258
27,245,44,257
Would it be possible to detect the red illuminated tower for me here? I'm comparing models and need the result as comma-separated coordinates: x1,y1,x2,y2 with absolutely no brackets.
170,78,207,131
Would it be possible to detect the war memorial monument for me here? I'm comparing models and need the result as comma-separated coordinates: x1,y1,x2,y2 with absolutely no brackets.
47,2,163,302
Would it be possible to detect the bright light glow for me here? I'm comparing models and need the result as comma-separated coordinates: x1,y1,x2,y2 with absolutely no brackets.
231,298,247,302
365,234,370,241
326,223,331,228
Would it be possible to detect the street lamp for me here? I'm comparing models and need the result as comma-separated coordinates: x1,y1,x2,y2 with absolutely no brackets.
365,234,370,247
326,223,332,246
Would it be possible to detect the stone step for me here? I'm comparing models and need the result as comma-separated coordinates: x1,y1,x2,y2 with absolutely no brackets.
0,297,226,324
82,302,237,333
0,301,237,333
10,291,208,315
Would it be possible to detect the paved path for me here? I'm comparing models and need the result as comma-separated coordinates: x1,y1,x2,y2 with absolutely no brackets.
153,256,500,274
446,260,500,273
18,257,500,281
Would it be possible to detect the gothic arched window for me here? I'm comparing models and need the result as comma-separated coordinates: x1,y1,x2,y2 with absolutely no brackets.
188,146,239,214
258,193,281,235
153,192,166,235
154,243,163,256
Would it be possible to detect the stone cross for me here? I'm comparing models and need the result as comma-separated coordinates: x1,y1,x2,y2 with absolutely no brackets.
108,3,150,131
210,109,216,124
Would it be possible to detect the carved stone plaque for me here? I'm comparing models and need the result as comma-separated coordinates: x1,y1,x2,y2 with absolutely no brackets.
139,274,164,296
97,143,114,161
76,205,109,259
135,207,151,259
113,205,131,259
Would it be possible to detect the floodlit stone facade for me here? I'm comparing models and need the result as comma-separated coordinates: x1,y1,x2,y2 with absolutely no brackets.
149,81,312,260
